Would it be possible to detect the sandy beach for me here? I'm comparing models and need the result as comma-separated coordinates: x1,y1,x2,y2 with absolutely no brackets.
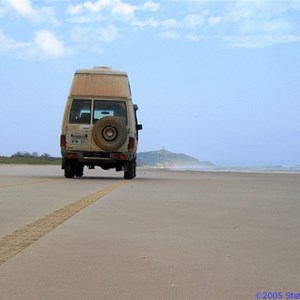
0,165,299,299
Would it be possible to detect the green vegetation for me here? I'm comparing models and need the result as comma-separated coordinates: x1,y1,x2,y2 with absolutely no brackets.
0,152,60,165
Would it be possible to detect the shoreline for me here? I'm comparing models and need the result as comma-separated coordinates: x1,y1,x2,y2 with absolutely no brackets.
139,165,300,175
1,163,300,175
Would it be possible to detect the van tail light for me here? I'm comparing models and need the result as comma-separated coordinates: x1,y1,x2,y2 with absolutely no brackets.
60,134,66,149
67,152,78,158
128,137,135,152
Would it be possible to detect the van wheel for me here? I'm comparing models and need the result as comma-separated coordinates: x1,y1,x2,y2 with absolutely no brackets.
92,117,127,151
124,159,136,179
75,165,84,177
64,160,75,178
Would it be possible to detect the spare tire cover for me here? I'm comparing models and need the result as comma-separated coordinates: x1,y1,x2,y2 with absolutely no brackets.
92,117,127,151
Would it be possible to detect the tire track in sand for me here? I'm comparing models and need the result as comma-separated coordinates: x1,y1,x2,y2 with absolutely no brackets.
0,180,126,266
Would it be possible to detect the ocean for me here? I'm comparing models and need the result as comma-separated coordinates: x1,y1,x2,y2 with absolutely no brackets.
168,165,300,174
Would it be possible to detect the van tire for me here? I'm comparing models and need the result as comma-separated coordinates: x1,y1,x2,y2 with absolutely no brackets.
92,117,127,152
75,164,84,177
124,159,136,179
64,160,75,178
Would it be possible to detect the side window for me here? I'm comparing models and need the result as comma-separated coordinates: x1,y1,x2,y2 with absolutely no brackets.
69,99,91,124
93,100,127,125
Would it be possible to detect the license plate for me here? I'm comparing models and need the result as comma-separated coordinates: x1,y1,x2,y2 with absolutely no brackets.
71,138,87,144
71,133,87,144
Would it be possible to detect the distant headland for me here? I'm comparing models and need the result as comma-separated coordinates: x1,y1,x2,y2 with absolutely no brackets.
137,148,214,168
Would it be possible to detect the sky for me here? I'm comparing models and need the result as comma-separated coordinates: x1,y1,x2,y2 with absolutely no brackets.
0,0,299,167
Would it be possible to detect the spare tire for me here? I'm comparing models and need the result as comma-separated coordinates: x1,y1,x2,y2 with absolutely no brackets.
92,117,127,151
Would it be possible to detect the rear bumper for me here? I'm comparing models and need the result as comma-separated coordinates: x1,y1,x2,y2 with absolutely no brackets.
61,150,134,164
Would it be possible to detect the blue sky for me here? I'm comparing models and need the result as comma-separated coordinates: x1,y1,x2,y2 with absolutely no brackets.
0,0,299,166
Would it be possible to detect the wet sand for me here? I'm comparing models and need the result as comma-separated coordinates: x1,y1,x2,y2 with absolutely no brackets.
0,165,299,299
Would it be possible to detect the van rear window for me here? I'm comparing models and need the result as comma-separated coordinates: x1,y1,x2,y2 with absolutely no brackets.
69,99,91,124
93,100,127,125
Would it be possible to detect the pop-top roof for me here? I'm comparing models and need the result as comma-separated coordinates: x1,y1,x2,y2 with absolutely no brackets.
75,66,127,76
69,67,131,98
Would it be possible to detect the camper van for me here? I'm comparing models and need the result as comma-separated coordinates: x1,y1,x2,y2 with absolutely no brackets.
60,67,142,179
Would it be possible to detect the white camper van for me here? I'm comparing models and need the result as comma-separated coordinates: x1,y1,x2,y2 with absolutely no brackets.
60,67,142,179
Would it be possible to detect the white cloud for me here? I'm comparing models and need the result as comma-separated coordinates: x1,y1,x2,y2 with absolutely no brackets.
261,19,291,33
71,24,118,44
130,17,180,33
5,0,34,16
67,0,160,17
224,33,300,49
2,0,299,55
226,1,285,22
186,34,204,42
65,1,300,47
33,30,67,59
96,24,119,42
157,31,180,40
37,7,60,26
0,29,68,59
142,1,160,12
161,18,181,30
131,17,159,28
67,0,137,21
291,0,300,10
184,13,206,29
0,30,29,52
219,1,300,48
208,16,222,26
95,24,119,43
111,1,136,20
67,0,108,15
4,0,59,25
68,0,299,47
236,18,292,39
66,0,160,25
